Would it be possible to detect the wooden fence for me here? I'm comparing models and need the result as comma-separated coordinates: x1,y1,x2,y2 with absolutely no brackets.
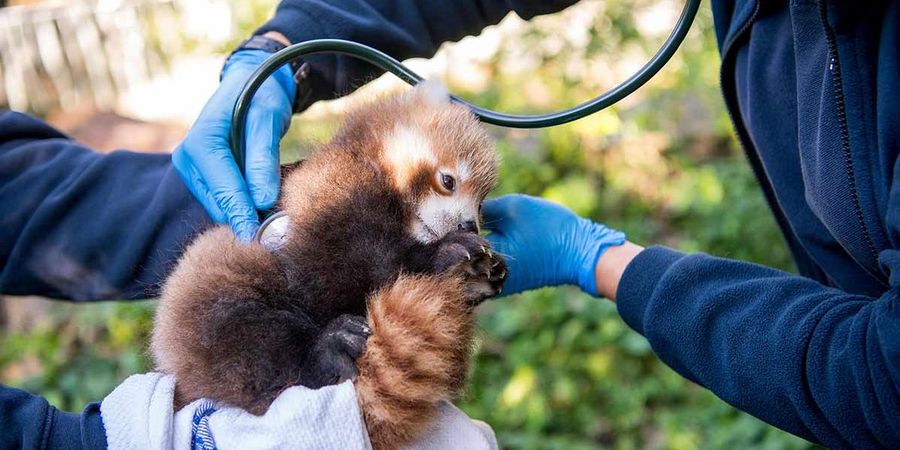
0,0,190,115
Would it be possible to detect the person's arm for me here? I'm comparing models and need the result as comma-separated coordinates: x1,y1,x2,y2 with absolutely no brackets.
611,246,899,448
0,385,106,449
176,0,579,239
484,194,900,449
594,241,644,299
0,111,210,301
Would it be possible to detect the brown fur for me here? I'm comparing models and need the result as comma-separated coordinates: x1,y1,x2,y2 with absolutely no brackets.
152,226,297,412
152,82,502,448
357,275,474,449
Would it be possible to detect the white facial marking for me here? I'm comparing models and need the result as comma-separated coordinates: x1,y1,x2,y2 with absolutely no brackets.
457,162,472,182
412,193,480,243
384,126,437,188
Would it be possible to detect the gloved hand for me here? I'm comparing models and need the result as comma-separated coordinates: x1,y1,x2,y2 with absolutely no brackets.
173,49,296,241
482,194,626,297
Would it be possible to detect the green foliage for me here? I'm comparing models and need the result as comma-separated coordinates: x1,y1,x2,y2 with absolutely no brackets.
1,2,817,449
0,301,154,410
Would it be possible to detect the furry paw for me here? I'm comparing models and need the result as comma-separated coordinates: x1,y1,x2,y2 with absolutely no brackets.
300,314,371,388
431,231,508,303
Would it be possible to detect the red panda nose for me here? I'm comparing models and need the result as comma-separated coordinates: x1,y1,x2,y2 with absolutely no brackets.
458,220,479,233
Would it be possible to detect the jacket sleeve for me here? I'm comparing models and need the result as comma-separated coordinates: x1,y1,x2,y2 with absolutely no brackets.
616,246,900,449
254,0,578,103
0,385,106,450
0,111,211,301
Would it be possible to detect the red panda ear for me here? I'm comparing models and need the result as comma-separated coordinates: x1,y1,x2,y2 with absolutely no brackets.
412,79,450,106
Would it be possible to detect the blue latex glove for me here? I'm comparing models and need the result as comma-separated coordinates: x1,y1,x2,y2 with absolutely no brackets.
483,194,627,297
173,50,296,241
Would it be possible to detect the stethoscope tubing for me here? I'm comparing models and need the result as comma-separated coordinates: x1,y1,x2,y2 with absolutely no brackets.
230,0,701,174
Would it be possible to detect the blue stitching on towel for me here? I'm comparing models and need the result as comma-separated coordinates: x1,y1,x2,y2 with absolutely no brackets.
191,400,219,450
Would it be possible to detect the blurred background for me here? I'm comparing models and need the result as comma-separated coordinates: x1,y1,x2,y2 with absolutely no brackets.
0,0,818,448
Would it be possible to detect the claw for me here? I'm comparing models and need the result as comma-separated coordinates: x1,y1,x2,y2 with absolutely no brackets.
480,245,487,254
465,252,471,261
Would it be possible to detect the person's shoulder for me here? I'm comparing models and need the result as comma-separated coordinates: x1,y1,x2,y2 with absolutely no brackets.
0,111,69,143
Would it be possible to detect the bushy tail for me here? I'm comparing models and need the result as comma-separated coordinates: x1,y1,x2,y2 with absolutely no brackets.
355,274,474,449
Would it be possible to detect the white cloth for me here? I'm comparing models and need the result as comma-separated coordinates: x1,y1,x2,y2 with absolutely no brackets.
100,373,497,450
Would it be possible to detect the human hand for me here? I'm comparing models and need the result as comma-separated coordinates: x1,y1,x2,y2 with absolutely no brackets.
482,194,626,297
172,48,296,241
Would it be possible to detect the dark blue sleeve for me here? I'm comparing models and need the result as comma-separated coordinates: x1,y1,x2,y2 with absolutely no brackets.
0,385,106,449
255,0,577,102
617,246,900,449
0,111,211,301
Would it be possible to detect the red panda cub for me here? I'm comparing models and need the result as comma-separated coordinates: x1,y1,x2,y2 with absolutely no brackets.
151,80,506,449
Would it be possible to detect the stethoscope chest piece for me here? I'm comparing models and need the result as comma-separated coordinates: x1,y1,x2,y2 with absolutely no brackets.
255,210,291,252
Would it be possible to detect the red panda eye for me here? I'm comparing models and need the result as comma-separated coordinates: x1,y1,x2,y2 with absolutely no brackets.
440,173,456,192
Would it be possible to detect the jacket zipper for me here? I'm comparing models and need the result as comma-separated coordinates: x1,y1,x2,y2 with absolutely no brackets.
719,1,886,284
718,1,811,267
722,2,761,56
817,0,884,276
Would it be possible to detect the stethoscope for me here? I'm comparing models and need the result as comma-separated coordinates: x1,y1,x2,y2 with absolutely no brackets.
241,0,701,245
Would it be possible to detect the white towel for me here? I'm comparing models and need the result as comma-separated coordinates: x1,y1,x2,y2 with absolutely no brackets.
100,373,497,450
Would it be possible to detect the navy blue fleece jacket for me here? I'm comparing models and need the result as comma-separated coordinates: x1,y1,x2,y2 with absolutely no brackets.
2,0,899,449
0,112,210,449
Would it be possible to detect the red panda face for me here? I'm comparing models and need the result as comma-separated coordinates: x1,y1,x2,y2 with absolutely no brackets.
377,81,499,243
279,80,500,245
